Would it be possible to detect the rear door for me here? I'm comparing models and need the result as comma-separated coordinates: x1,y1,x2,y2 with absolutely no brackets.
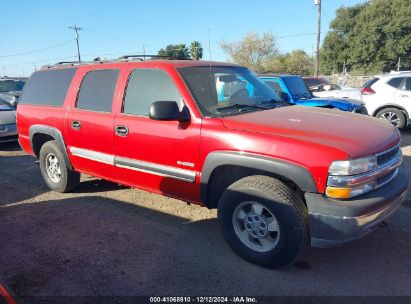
113,66,201,202
66,67,121,180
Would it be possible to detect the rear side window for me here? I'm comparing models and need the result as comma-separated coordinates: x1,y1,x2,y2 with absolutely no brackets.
387,77,404,89
19,68,77,106
123,69,181,116
76,69,119,112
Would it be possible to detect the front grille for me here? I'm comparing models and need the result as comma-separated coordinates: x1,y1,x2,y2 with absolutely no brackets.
376,169,398,187
377,146,400,166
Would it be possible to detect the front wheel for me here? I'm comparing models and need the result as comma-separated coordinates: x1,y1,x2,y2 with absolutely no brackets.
39,140,80,192
217,175,309,269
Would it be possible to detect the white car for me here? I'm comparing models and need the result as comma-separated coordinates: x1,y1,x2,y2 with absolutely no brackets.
361,71,411,128
313,84,362,100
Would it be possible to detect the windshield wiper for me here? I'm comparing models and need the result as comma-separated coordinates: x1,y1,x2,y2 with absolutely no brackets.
217,104,270,113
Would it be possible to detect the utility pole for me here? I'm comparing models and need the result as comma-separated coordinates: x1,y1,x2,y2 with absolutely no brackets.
208,29,212,61
69,25,82,62
397,57,401,71
314,0,321,77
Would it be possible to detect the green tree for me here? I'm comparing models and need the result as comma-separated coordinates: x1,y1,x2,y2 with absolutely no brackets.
281,50,314,75
158,44,190,59
190,41,203,60
321,0,411,74
220,32,279,73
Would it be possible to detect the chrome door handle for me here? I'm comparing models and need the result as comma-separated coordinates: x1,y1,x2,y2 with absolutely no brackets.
71,120,81,130
400,95,409,98
115,125,129,136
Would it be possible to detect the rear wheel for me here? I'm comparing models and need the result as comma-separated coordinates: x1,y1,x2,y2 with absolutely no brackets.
376,108,406,128
39,140,80,192
217,175,309,268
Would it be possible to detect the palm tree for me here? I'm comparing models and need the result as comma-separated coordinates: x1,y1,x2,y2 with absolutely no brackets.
190,41,203,60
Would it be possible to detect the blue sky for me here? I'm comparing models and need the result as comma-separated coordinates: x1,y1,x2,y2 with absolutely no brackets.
1,0,365,76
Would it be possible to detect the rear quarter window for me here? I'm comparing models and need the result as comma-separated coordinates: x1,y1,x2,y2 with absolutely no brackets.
363,77,379,88
19,68,77,106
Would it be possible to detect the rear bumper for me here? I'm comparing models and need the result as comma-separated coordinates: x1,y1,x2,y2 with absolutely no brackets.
0,124,18,143
305,167,409,248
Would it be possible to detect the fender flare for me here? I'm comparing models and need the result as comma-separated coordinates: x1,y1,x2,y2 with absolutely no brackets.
200,151,318,205
29,124,73,170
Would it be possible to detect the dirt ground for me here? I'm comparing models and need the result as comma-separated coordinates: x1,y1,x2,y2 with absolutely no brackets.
1,132,411,303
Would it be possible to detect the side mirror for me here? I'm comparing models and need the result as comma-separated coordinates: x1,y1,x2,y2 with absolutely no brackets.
149,101,190,122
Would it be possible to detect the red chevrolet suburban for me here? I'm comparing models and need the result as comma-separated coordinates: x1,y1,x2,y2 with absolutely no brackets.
17,58,408,268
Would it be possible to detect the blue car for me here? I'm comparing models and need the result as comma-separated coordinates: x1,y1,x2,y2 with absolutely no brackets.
258,74,367,114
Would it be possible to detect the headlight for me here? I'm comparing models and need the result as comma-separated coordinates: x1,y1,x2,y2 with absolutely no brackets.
327,156,380,199
326,150,402,199
328,156,377,175
0,124,5,132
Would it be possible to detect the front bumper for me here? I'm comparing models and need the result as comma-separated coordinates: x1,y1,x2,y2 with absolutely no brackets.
0,123,18,143
305,167,409,248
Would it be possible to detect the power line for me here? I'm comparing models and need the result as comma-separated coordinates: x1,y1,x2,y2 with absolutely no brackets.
0,39,75,58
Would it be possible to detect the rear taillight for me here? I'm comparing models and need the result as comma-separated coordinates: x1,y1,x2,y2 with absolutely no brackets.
361,87,376,95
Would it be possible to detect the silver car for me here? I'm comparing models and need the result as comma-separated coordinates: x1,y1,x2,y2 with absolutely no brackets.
0,98,18,143
0,78,25,107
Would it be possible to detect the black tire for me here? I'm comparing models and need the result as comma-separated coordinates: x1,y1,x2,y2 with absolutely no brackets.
375,108,406,129
217,175,309,269
39,140,80,192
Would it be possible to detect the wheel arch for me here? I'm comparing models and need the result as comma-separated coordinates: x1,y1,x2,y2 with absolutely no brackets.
200,151,318,209
372,104,409,124
29,125,73,170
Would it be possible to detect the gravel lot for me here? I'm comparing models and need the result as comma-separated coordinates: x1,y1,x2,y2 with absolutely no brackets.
1,130,411,303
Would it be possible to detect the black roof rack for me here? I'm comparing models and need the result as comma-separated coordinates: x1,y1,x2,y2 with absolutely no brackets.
119,54,191,61
44,54,191,69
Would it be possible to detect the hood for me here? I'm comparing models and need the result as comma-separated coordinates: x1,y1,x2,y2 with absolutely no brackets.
0,109,16,125
311,97,363,106
0,91,19,103
219,106,399,158
295,97,363,111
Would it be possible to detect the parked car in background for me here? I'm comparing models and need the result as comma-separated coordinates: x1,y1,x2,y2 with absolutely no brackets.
302,76,330,92
313,83,362,101
259,74,367,114
0,98,18,143
361,71,411,128
17,59,407,268
0,78,26,107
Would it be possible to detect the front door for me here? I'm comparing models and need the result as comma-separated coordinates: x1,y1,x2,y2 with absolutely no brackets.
113,67,201,202
395,77,411,110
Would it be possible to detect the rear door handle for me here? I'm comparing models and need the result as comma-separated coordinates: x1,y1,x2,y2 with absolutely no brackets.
71,120,81,130
400,95,409,98
115,125,129,137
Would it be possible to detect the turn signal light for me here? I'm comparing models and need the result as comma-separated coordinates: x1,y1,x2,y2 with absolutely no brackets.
325,187,351,199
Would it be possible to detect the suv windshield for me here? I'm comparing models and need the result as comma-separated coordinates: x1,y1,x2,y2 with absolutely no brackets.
179,66,282,116
0,99,13,111
282,77,312,99
0,80,25,92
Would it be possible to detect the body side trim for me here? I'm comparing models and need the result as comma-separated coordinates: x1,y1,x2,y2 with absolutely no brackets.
115,156,196,183
68,146,196,183
70,147,115,165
